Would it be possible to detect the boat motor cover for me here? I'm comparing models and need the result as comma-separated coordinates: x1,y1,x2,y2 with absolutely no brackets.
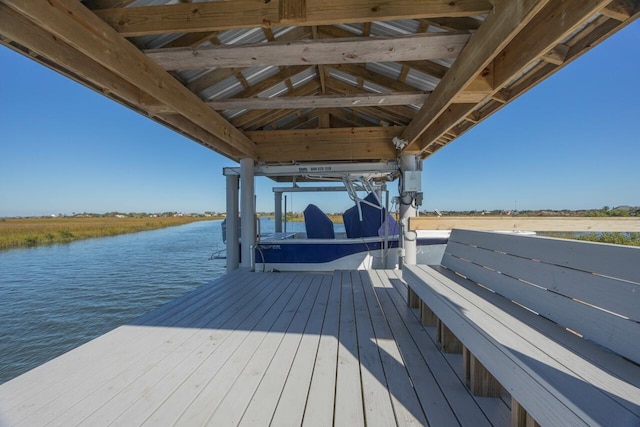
343,193,386,238
303,204,335,239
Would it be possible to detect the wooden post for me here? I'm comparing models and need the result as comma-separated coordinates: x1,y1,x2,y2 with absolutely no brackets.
437,320,462,353
511,398,541,427
463,346,471,387
408,287,420,309
470,353,502,397
420,300,437,326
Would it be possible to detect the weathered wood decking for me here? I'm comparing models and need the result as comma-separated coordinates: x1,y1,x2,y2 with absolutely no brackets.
0,269,510,426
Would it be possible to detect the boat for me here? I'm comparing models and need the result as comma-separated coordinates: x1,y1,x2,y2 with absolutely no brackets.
253,196,449,272
221,167,451,271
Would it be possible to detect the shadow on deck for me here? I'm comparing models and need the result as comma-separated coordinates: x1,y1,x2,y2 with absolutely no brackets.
1,269,516,425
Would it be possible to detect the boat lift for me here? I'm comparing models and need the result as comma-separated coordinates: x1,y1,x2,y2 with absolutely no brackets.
223,157,423,272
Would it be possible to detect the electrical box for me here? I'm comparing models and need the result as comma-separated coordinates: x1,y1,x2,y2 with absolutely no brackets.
403,171,422,192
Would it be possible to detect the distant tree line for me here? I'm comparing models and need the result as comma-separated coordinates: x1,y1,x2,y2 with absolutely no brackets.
419,206,639,217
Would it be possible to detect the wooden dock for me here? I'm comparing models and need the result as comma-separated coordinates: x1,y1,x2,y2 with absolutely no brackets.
0,269,510,426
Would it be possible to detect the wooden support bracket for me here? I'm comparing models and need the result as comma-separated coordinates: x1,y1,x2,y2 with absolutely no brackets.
420,300,438,326
437,320,463,353
512,398,541,427
408,287,420,309
469,352,502,397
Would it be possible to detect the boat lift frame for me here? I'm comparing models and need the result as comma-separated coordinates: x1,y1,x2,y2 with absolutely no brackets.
223,159,420,272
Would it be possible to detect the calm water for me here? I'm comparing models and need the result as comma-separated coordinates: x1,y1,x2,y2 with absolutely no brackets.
0,220,235,385
0,218,316,385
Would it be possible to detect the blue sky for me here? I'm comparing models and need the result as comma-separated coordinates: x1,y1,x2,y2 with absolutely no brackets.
1,20,638,217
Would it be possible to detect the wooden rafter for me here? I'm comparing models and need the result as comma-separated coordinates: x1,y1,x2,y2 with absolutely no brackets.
231,66,315,100
146,32,470,70
2,0,256,159
94,0,493,37
401,0,550,151
410,0,614,155
2,0,636,166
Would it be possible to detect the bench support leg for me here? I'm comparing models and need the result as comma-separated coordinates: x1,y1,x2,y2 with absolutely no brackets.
468,352,501,397
408,287,420,309
437,320,462,353
511,398,540,427
420,301,437,326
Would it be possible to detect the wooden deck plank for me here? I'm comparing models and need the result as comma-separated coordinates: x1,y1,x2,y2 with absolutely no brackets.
240,274,332,426
351,270,398,426
390,268,514,422
140,273,306,425
57,271,291,425
380,269,499,427
204,274,321,425
0,269,265,422
358,270,427,426
0,269,522,426
301,272,342,427
333,271,366,426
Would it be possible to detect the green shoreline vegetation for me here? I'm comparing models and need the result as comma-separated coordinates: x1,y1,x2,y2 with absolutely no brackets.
0,214,223,251
3,206,638,250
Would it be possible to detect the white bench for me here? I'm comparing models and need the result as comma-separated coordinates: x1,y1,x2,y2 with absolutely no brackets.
404,229,640,426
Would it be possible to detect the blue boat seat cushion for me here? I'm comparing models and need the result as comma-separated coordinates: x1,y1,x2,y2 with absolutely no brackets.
303,204,335,239
342,193,388,238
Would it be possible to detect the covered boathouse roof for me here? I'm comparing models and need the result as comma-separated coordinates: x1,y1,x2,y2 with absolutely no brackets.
1,1,638,167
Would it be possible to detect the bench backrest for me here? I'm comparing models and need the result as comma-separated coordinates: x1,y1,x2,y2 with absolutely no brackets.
441,229,640,365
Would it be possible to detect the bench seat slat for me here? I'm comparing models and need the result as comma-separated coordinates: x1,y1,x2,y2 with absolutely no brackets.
448,229,640,285
442,252,640,365
444,240,640,322
405,265,640,426
429,265,640,417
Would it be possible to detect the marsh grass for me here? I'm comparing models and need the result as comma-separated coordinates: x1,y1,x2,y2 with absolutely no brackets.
0,216,218,250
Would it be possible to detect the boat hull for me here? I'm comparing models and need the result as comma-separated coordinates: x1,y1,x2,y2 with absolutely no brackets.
254,233,448,272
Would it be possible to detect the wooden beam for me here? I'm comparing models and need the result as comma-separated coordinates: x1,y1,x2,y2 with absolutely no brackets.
4,0,256,159
491,0,610,90
409,217,640,232
402,0,549,149
186,26,312,95
95,0,492,37
600,1,634,21
280,0,307,24
249,127,402,162
207,92,428,110
146,32,470,70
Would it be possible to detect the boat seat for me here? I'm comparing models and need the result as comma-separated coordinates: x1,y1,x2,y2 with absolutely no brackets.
303,204,335,239
343,192,386,238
